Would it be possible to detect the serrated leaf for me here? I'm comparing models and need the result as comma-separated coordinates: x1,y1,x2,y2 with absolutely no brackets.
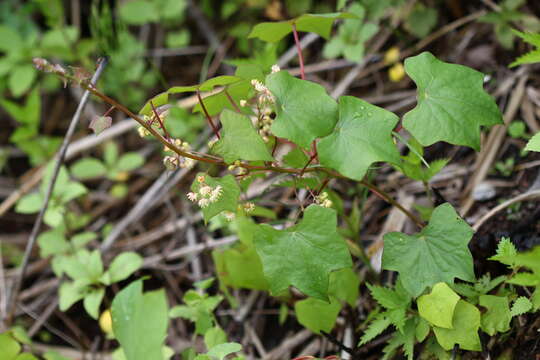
403,52,503,150
89,116,112,135
248,13,357,42
359,314,392,345
253,205,352,300
415,317,430,342
382,203,475,297
294,296,341,334
318,96,400,180
367,284,409,310
191,174,241,222
433,300,481,351
489,237,518,268
479,295,511,335
382,318,416,360
417,282,460,329
212,110,273,163
525,132,540,151
266,71,338,149
510,30,540,67
510,296,532,316
111,281,168,360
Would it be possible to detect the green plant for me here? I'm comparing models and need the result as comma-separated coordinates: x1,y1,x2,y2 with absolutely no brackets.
479,0,540,49
15,162,87,227
28,7,540,359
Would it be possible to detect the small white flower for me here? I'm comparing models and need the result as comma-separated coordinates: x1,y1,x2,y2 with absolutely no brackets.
322,199,333,208
271,64,280,73
199,185,213,196
180,158,195,169
243,202,255,213
209,185,223,202
223,211,236,221
163,156,179,170
198,198,210,208
197,175,206,183
138,126,150,137
187,192,198,202
240,99,247,107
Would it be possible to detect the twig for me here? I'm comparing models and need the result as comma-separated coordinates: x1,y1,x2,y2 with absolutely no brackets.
292,23,305,80
473,189,540,231
197,90,221,139
5,58,108,325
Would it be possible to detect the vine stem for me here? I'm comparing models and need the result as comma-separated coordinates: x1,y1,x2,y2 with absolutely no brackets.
5,58,108,325
51,69,425,229
291,23,305,80
196,90,221,139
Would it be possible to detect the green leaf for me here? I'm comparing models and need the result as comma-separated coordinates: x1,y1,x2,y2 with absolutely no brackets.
318,96,400,180
415,317,430,342
367,283,410,310
117,153,144,172
417,282,460,329
433,300,481,351
212,110,273,163
404,4,438,38
266,71,338,148
139,92,169,116
479,295,511,335
206,342,242,360
282,147,308,168
510,30,540,67
37,229,69,257
84,288,105,319
525,132,540,152
328,268,360,306
112,281,169,360
382,203,475,297
59,182,88,203
58,280,88,311
119,0,159,24
248,13,356,42
0,332,21,359
489,237,518,268
204,327,227,350
403,52,503,150
253,205,352,300
62,249,103,281
71,158,107,179
510,296,532,316
294,296,341,334
382,318,416,360
9,65,37,97
359,314,392,345
101,252,143,285
0,25,23,51
15,193,43,214
212,242,269,291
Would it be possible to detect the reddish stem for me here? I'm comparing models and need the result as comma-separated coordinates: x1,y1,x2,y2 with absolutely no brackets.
197,90,221,139
150,101,172,141
103,105,116,117
292,23,305,80
224,89,242,113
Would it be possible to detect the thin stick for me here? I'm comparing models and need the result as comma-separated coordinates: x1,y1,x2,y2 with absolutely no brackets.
197,90,221,139
5,58,108,325
292,23,305,80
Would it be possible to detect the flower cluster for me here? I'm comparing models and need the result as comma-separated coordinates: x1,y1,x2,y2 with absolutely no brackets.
187,175,223,208
228,160,248,176
162,139,195,170
315,192,333,208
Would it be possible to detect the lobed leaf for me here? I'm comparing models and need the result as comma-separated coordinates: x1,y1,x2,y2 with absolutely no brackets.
403,52,503,150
